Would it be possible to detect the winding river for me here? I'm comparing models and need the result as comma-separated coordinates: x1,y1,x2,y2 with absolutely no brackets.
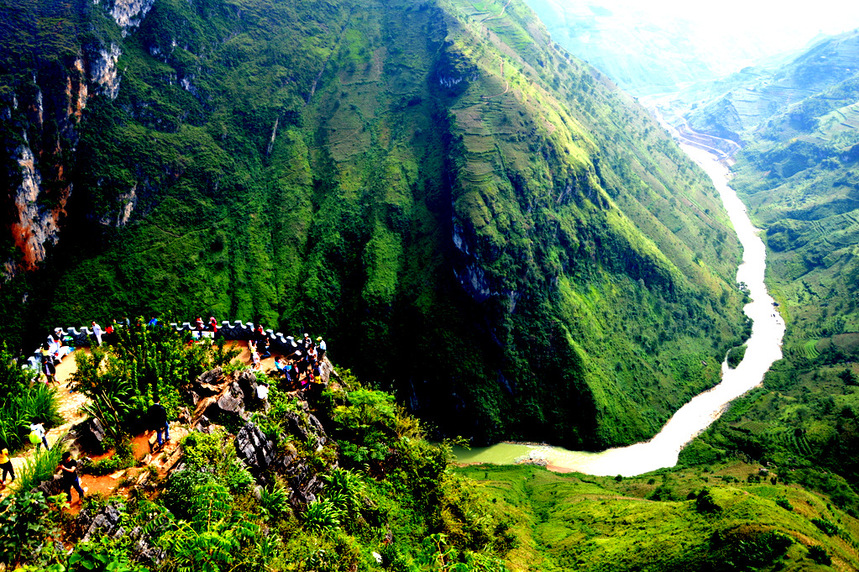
454,143,786,476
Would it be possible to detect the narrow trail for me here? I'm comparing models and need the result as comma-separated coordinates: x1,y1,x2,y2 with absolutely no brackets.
481,0,512,22
2,354,88,500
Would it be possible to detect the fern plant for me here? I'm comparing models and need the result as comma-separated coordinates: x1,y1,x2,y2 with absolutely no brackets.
303,498,342,534
161,480,259,572
259,479,290,522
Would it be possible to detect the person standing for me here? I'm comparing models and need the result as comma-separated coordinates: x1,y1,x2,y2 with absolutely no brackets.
59,452,85,503
258,336,271,359
40,343,56,384
147,398,169,447
30,422,50,451
0,448,14,486
91,321,103,346
209,316,219,337
316,336,327,360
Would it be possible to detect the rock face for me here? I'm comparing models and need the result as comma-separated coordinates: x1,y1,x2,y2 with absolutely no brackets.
283,411,328,450
233,405,330,508
0,3,125,279
75,417,107,451
89,43,123,100
35,475,66,498
77,502,165,564
189,368,270,427
235,422,275,470
108,0,155,33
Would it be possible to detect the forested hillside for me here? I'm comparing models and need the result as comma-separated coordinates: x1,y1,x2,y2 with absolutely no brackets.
0,0,747,448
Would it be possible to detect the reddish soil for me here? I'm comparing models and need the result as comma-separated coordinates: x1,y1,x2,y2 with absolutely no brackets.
3,339,297,512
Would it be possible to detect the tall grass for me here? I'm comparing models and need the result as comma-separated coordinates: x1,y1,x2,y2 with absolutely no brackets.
0,384,64,450
12,437,67,494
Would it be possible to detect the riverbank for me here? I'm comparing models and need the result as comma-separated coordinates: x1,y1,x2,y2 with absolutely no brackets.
455,144,785,476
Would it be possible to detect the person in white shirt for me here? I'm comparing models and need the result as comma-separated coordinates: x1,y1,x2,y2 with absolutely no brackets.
30,422,50,451
91,321,103,346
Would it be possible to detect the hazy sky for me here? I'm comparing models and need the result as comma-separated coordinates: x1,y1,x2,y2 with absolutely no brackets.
544,0,859,82
594,0,859,58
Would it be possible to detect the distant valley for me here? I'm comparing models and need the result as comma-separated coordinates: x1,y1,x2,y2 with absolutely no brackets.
2,0,859,570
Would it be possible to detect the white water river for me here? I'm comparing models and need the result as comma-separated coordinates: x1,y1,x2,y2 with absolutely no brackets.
454,144,786,476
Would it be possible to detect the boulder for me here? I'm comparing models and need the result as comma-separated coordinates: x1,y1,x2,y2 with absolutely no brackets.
194,367,224,395
191,368,269,427
35,474,65,497
235,370,267,411
80,503,123,542
78,503,165,565
235,422,275,470
289,473,322,507
282,411,327,449
194,415,213,434
75,417,106,451
202,381,247,423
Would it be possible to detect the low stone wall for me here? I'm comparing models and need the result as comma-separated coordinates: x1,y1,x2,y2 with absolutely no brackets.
32,321,310,364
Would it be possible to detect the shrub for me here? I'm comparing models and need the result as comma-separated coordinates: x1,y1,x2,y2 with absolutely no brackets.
12,440,67,494
808,544,831,565
811,517,839,536
0,344,63,450
304,498,342,533
0,491,66,567
775,497,793,511
695,489,721,513
162,469,216,520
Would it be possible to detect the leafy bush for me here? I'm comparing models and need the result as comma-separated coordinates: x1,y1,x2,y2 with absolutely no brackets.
695,489,721,513
775,497,793,511
160,480,260,572
726,345,747,369
68,537,146,572
304,498,342,533
712,531,793,570
811,517,839,536
71,323,216,439
84,438,135,476
162,469,216,520
322,467,366,521
0,491,66,567
259,479,290,522
0,344,63,450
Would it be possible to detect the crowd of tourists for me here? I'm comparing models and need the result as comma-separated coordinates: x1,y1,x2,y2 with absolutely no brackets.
28,317,328,386
9,317,329,505
241,323,327,388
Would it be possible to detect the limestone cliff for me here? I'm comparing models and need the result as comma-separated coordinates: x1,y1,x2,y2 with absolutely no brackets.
0,3,123,278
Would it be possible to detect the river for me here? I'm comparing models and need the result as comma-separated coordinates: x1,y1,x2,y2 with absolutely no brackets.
454,144,786,476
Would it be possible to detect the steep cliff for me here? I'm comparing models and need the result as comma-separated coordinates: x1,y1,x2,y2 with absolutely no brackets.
0,0,746,448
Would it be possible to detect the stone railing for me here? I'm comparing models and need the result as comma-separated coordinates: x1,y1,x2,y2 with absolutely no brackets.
33,320,317,364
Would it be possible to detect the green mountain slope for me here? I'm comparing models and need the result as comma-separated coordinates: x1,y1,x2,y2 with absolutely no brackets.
661,31,859,510
458,463,859,571
680,30,859,143
0,0,746,448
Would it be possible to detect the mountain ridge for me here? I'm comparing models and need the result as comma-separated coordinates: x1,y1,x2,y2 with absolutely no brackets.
1,0,746,448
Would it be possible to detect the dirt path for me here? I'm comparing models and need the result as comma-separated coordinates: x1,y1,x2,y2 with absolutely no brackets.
1,352,87,498
2,341,283,506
